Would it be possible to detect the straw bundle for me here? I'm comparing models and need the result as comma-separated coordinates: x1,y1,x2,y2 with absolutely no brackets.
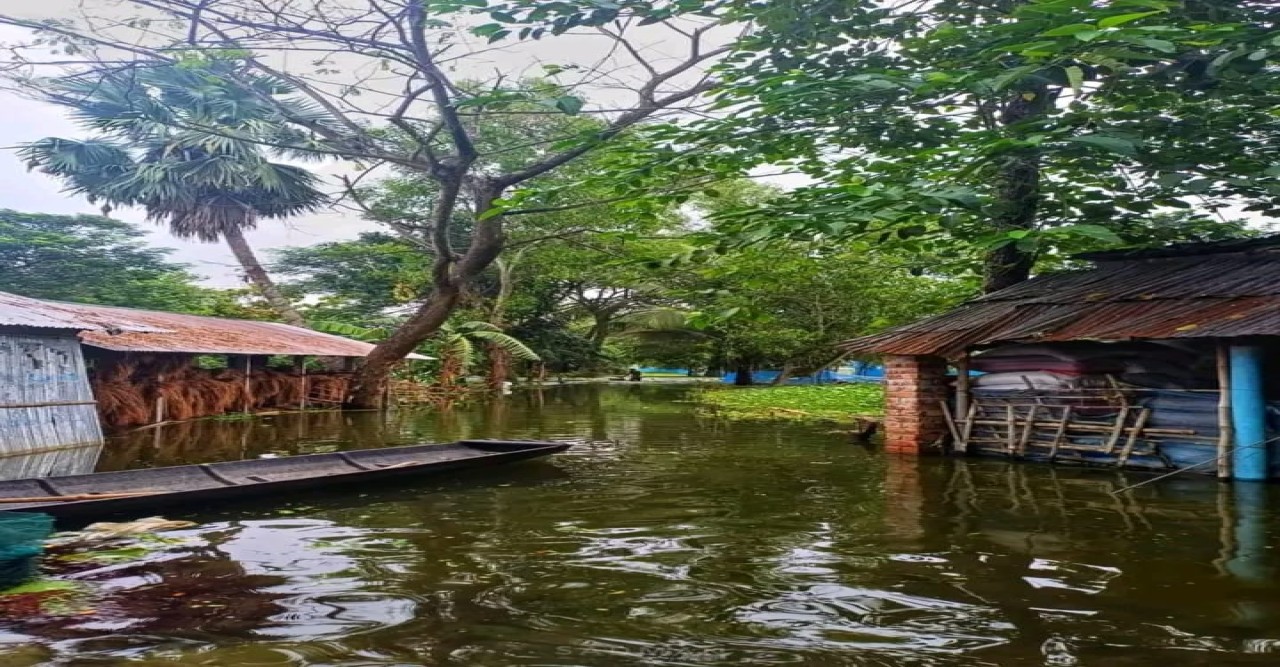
89,354,330,429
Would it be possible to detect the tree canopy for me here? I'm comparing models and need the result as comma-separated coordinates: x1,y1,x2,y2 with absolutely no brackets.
0,209,263,316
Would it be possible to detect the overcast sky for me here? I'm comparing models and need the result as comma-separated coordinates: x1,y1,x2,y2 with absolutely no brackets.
0,7,729,287
0,79,375,287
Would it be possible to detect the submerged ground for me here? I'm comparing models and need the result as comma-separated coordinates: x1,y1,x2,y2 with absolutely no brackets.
1,384,1278,665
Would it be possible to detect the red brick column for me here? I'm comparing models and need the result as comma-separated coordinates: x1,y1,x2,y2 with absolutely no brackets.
883,354,950,455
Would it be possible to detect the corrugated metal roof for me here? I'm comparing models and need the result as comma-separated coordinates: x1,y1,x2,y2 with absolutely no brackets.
0,292,166,332
842,242,1280,358
0,291,427,358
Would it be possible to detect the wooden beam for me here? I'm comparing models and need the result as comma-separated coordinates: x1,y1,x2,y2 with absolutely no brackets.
1216,343,1233,480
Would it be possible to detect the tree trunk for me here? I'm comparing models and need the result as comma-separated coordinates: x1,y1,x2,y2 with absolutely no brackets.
981,82,1052,294
347,285,462,407
487,344,511,391
485,253,520,392
589,311,612,349
733,360,755,386
770,364,794,386
346,178,504,409
222,226,309,328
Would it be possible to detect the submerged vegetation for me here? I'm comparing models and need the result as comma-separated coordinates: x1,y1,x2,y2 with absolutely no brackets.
696,384,884,424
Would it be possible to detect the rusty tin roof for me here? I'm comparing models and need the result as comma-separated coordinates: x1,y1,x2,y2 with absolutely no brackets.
0,291,425,358
842,240,1280,359
0,291,166,332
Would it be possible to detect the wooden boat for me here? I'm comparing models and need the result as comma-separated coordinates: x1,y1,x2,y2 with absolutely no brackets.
0,440,570,518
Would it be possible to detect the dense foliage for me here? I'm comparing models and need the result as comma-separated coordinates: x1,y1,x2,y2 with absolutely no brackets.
1,0,1273,400
0,210,264,316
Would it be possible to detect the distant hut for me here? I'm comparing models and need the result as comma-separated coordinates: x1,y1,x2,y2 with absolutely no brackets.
841,237,1280,481
0,291,426,444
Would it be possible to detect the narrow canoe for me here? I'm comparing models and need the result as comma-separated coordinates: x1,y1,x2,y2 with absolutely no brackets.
0,440,570,518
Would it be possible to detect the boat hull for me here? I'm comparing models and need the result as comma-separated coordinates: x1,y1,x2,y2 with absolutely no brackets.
0,440,570,519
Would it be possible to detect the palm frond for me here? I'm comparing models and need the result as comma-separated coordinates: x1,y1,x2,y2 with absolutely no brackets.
442,335,476,374
311,320,389,341
615,308,694,333
28,60,330,242
467,330,541,361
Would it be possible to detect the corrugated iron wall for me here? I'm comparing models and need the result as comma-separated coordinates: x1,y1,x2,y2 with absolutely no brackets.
0,331,104,454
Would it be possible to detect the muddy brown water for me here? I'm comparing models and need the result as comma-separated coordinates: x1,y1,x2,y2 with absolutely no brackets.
2,383,1280,665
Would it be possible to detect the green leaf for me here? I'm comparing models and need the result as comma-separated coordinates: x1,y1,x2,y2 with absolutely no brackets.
1061,224,1123,243
1067,134,1139,156
1064,65,1084,94
1042,23,1096,37
554,95,584,115
1134,38,1176,53
1098,11,1164,28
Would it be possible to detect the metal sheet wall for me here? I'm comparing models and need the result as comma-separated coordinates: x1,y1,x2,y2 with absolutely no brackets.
0,332,104,454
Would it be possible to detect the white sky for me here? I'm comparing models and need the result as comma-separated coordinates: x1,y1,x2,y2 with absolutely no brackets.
0,5,732,287
0,22,382,287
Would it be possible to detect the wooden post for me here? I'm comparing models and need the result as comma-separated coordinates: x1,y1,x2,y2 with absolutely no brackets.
939,400,962,445
955,353,971,454
1016,404,1041,456
958,402,977,454
1117,408,1151,468
1217,343,1234,480
1103,406,1131,455
154,372,166,423
294,356,308,411
1047,405,1073,462
243,355,253,414
1005,405,1017,455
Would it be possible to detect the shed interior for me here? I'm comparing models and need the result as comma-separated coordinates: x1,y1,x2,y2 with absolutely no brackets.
951,339,1280,476
85,349,355,429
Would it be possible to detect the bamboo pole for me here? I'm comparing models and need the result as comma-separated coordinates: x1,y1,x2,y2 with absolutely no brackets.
939,400,962,446
958,402,977,454
1047,405,1073,462
1016,404,1041,456
1103,406,1131,455
1216,343,1234,480
1117,408,1151,467
295,356,309,411
243,355,253,414
963,418,1198,437
955,352,971,445
1005,405,1017,454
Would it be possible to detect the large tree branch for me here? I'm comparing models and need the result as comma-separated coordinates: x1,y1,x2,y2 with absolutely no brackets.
405,0,475,163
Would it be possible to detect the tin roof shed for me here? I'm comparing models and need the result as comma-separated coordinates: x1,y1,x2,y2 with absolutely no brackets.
841,236,1280,359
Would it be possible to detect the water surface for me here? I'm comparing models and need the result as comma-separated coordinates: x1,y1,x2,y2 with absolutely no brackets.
2,384,1279,666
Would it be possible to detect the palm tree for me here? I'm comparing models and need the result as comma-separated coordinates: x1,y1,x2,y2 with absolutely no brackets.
18,61,330,327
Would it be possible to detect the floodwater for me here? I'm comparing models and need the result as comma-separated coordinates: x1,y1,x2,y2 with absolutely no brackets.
3,384,1280,666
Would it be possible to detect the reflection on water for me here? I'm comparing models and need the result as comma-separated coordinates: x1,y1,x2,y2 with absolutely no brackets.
0,445,101,481
2,384,1280,665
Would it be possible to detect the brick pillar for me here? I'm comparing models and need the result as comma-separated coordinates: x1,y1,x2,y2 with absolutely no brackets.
883,354,950,455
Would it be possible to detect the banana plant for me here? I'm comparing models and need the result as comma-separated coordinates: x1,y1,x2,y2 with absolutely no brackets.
314,320,539,387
